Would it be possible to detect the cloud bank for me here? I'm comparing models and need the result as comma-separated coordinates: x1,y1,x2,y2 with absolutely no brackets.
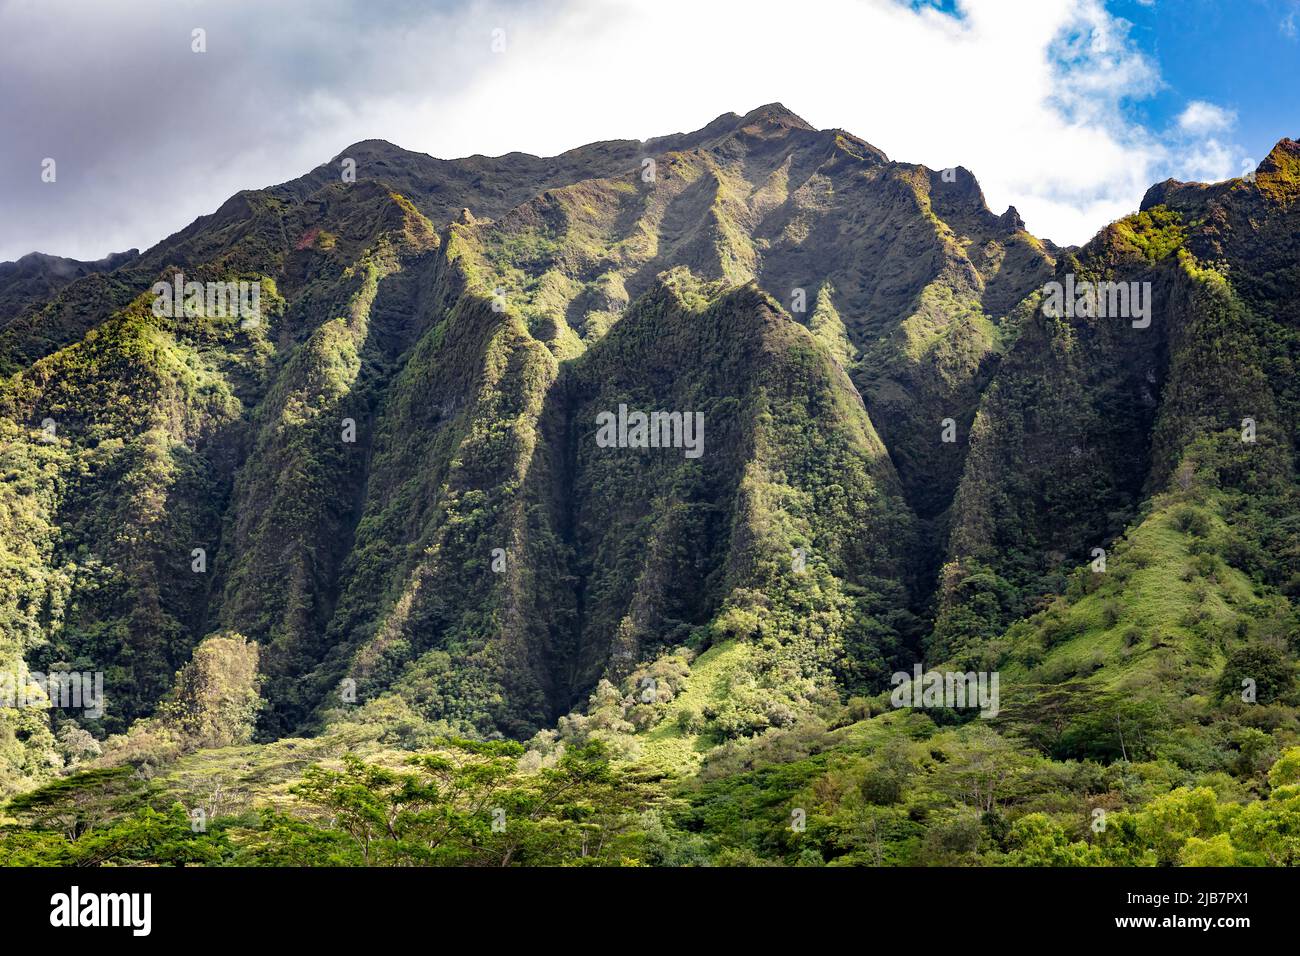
0,0,1247,261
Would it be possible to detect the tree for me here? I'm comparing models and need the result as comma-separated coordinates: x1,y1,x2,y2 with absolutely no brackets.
1133,787,1223,866
4,766,137,840
55,721,103,765
157,633,261,748
1005,813,1104,866
1178,833,1237,866
1269,746,1300,791
67,804,227,867
3,773,227,866
1215,642,1295,704
264,738,647,866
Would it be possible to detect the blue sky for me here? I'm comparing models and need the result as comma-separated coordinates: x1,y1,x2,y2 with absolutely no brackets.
1112,0,1299,172
2,0,1298,261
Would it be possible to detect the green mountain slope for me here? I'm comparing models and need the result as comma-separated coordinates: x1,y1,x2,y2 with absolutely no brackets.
1,111,1297,870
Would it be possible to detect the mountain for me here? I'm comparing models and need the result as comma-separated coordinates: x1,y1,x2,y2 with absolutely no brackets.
0,249,140,372
0,108,1297,868
0,249,139,310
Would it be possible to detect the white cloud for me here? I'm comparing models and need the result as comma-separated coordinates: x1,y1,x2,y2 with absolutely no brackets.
1178,138,1238,183
0,0,1254,258
412,0,1220,245
1177,100,1238,135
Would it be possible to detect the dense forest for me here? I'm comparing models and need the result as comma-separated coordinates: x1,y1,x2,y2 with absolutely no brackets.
1,106,1298,866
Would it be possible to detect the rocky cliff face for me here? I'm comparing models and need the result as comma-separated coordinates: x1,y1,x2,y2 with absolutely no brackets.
1,107,1295,793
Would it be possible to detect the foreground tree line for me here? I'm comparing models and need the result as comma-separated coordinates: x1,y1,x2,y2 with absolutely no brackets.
2,629,1298,866
3,733,1299,866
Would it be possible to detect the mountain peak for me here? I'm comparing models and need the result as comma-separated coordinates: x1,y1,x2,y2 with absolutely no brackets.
1258,136,1300,176
998,205,1025,231
1142,136,1300,211
0,248,138,274
1263,136,1299,163
737,103,814,131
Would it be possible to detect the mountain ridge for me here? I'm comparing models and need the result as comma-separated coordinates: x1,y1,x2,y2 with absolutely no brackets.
1,106,1297,870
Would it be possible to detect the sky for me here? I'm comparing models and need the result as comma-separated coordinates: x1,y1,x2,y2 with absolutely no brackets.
1,0,1297,262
